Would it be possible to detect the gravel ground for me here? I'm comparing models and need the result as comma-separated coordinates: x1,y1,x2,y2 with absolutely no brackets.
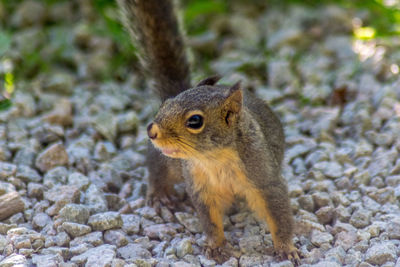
1,1,400,267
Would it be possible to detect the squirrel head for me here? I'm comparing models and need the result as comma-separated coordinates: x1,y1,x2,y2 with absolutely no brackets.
147,77,243,159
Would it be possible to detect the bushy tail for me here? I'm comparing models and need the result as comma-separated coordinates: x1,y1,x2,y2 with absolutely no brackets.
117,0,191,101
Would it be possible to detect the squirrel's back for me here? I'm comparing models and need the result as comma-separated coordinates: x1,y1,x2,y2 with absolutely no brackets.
117,0,191,101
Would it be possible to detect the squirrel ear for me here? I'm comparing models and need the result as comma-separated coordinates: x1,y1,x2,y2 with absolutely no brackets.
224,81,242,113
195,75,222,87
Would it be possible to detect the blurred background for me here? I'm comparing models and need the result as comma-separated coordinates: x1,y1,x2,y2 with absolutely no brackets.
1,0,400,110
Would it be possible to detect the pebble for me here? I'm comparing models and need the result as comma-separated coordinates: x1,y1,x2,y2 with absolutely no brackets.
121,214,141,235
35,143,69,173
175,212,202,234
349,208,372,228
62,222,92,238
365,242,397,265
71,244,116,266
88,212,123,231
143,224,177,241
104,229,128,247
0,254,27,267
59,204,90,224
117,243,152,260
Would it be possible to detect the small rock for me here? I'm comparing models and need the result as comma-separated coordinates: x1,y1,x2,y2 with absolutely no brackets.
143,224,177,240
104,229,128,247
67,172,90,190
93,112,117,142
349,208,371,228
0,254,27,267
387,218,400,239
365,242,397,265
69,231,103,247
15,165,41,183
71,244,116,266
239,235,264,254
35,143,69,173
176,238,193,258
313,161,343,179
117,243,152,260
121,214,140,235
43,166,68,188
85,184,108,213
27,182,45,199
59,204,90,224
88,212,123,231
311,230,333,247
32,212,52,231
175,212,202,233
0,162,17,179
62,222,92,238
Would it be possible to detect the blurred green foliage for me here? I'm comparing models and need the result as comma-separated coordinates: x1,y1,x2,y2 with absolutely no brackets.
1,0,400,111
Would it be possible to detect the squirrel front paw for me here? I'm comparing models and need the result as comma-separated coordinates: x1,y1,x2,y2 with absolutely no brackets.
203,244,231,264
146,189,178,213
275,243,301,266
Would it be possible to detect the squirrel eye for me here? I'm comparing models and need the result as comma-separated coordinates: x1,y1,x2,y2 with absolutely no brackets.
186,115,203,129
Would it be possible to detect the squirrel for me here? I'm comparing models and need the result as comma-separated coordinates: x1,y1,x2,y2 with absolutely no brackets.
117,0,300,264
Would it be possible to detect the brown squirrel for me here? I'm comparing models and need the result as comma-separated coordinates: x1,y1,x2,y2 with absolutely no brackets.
117,0,300,264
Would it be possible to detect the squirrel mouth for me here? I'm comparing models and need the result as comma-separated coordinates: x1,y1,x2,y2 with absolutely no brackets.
161,148,181,157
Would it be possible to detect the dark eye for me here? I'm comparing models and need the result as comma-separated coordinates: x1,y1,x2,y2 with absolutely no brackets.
186,115,203,129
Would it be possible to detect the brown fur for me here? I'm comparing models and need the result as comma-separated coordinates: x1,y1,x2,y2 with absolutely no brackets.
118,1,299,264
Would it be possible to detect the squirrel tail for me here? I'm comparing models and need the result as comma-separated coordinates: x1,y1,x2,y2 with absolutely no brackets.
117,0,191,101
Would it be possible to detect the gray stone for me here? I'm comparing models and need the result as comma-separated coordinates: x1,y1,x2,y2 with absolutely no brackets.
43,166,68,188
27,182,44,199
117,243,152,260
62,222,92,238
44,185,80,206
176,238,193,258
43,73,75,95
175,212,202,233
69,231,103,247
313,161,343,179
0,254,27,267
365,242,397,265
239,235,264,254
67,172,90,191
349,208,371,228
117,111,139,133
32,254,64,267
85,184,108,213
71,244,116,266
121,214,140,235
59,204,90,224
387,218,400,239
88,212,123,231
35,143,69,173
93,141,116,161
32,212,52,231
15,165,41,183
104,229,128,247
311,230,333,247
93,112,117,142
0,162,17,180
143,224,177,241
298,195,315,212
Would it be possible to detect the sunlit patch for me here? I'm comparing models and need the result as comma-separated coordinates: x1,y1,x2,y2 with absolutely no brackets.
390,64,399,74
354,27,376,40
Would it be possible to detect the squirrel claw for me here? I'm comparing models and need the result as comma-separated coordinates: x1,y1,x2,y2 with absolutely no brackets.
203,243,232,264
146,191,177,213
276,245,301,266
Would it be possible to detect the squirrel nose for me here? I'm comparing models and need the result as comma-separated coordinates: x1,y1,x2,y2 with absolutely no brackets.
147,123,158,139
